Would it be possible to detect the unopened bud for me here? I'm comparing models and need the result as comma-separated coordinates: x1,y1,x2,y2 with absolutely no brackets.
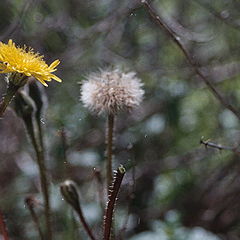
60,180,80,210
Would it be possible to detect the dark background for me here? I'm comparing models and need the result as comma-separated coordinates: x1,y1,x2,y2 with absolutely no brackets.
1,0,240,239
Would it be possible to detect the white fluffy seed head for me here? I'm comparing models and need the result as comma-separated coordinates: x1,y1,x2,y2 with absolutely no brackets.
80,68,144,115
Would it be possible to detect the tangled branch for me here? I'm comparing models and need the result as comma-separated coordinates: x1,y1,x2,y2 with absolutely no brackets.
141,0,240,121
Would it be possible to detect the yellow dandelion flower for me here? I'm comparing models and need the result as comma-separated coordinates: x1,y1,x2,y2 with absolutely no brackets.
0,39,62,86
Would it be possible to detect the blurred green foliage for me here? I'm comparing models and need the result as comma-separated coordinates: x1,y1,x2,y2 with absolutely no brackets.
1,0,240,239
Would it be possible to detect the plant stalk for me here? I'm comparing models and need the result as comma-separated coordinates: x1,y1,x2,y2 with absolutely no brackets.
60,180,96,240
0,83,19,117
75,205,96,240
14,87,52,239
35,144,52,240
106,114,115,189
103,166,126,240
27,119,52,240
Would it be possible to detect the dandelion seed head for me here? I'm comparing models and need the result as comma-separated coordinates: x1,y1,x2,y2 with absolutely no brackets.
80,68,144,114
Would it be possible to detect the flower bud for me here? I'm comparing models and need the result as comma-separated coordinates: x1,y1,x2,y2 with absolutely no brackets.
60,180,80,210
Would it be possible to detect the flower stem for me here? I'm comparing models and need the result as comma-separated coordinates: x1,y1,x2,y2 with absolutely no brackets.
14,91,52,240
30,127,52,240
35,145,52,240
106,114,115,189
104,166,126,240
35,111,52,240
75,205,96,240
0,82,19,118
60,181,96,240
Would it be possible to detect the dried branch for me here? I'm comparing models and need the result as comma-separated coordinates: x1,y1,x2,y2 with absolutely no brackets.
103,166,126,240
200,138,240,155
0,210,9,240
141,0,240,121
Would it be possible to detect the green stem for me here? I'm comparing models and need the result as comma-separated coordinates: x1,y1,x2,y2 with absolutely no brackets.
106,114,114,189
75,206,96,240
15,91,52,240
27,120,52,240
0,83,19,118
35,145,52,240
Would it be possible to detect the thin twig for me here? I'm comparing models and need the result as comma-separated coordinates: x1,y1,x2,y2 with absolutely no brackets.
200,138,240,155
141,0,240,121
104,166,126,240
0,210,9,240
25,196,44,240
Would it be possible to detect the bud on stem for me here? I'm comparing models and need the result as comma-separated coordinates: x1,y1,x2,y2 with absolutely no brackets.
60,180,96,240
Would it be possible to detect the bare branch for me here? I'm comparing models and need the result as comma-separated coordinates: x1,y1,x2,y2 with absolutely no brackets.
200,137,240,155
141,0,240,121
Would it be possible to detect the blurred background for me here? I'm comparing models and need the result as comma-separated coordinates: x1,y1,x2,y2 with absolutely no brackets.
1,0,240,239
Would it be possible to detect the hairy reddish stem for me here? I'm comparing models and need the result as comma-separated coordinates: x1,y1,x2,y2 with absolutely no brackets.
0,210,9,240
104,166,126,240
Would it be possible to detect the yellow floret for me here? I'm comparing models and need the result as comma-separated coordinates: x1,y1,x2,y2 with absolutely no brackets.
0,39,62,86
